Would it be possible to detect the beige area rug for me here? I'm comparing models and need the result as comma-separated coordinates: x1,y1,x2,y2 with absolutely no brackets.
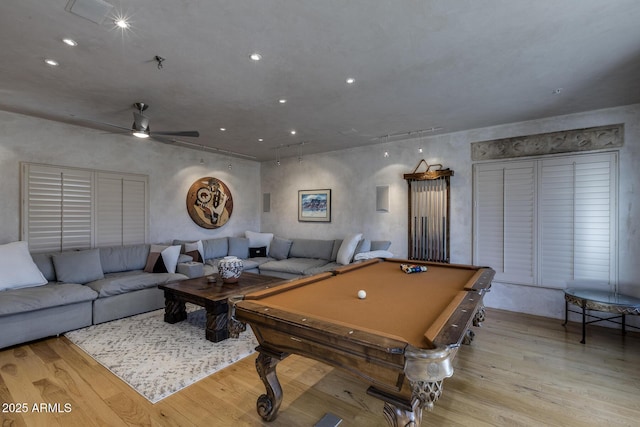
65,304,257,403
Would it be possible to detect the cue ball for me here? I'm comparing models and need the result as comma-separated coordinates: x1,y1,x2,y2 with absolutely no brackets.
357,290,367,299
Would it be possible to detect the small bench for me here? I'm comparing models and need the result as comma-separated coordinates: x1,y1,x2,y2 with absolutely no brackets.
563,288,640,344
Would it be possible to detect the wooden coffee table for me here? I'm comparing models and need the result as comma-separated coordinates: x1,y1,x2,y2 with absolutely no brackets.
159,272,284,342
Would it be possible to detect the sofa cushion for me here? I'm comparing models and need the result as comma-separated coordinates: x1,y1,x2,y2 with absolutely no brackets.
354,239,371,258
99,244,150,274
144,245,181,274
206,257,271,270
52,248,105,284
0,241,48,291
354,250,394,260
330,239,342,261
0,283,98,316
245,231,274,252
202,237,228,260
31,252,57,282
336,233,363,265
371,240,392,251
228,237,250,259
86,270,186,298
289,239,334,260
260,258,329,275
304,262,342,276
269,237,293,260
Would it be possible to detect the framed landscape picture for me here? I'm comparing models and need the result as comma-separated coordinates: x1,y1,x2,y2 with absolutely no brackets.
298,189,331,222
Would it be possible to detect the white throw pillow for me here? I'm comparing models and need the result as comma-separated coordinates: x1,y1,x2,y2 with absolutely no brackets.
336,233,363,265
0,241,48,291
245,231,274,252
144,245,182,274
161,245,182,274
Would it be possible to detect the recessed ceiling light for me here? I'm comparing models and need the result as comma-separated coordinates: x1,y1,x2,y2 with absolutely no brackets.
552,88,563,94
44,59,59,67
62,38,77,47
250,53,262,61
279,99,287,104
290,130,296,135
220,128,226,131
115,18,129,29
258,138,264,142
346,77,355,84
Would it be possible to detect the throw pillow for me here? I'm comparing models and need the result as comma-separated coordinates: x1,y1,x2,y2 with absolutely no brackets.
0,241,48,291
269,237,293,260
370,240,392,251
249,246,267,258
353,238,372,259
144,245,181,274
52,248,104,284
245,231,274,252
228,237,250,259
184,240,204,263
336,233,363,265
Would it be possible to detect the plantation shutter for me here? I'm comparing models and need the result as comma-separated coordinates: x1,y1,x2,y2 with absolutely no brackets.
473,161,535,285
539,153,616,287
473,152,616,289
22,163,148,252
96,173,148,246
22,164,93,252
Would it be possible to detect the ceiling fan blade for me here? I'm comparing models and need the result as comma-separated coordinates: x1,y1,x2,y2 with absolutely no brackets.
153,130,200,137
150,135,178,144
75,117,132,132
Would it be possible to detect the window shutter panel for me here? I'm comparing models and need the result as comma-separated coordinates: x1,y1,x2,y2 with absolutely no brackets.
23,164,92,252
96,173,148,246
503,163,535,284
474,164,505,275
539,153,616,288
96,174,123,246
474,162,535,285
122,178,147,245
574,157,614,283
539,160,575,287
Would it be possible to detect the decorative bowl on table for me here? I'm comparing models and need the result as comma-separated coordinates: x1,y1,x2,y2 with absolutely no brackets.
218,256,243,283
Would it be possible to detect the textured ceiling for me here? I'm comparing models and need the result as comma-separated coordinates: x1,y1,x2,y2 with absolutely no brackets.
1,0,640,161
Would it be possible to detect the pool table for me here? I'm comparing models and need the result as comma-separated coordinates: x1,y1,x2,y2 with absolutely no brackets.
230,258,494,427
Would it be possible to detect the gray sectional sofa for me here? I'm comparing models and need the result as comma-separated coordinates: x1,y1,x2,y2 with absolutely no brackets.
186,235,391,280
0,234,390,350
0,243,186,349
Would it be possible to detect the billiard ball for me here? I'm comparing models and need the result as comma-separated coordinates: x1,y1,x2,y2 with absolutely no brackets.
357,290,367,299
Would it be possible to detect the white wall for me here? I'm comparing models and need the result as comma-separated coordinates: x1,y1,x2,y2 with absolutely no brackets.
0,110,262,245
261,104,640,323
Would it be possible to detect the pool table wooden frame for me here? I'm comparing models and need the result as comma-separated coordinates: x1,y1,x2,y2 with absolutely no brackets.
230,258,494,427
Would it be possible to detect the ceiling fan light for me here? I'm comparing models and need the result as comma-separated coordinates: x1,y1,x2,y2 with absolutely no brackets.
132,130,150,138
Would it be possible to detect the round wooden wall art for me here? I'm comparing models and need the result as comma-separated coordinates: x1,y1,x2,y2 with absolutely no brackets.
186,177,233,229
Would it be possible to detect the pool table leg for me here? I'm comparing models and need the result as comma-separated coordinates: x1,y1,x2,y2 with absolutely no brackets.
382,400,422,427
255,347,288,422
472,305,486,327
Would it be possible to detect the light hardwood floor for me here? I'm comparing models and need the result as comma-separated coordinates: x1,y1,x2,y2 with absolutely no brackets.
1,308,639,427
